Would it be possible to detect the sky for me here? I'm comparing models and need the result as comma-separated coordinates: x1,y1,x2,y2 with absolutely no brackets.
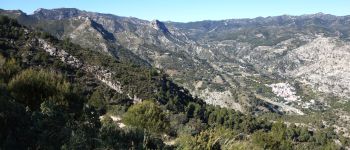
1,0,349,22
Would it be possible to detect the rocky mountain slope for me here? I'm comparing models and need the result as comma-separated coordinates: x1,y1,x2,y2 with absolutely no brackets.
2,7,350,146
1,16,348,149
2,8,350,117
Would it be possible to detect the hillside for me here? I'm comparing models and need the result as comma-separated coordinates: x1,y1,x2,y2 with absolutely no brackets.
2,8,349,132
2,8,348,113
1,15,350,149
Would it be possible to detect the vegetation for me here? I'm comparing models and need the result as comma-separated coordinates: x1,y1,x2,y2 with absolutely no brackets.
123,100,170,133
0,15,349,149
8,69,70,110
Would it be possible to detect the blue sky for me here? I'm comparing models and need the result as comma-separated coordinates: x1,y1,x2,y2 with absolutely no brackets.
1,0,349,22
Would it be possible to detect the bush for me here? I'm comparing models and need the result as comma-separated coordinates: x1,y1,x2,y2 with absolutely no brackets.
0,57,21,82
8,69,70,110
176,127,238,150
123,100,170,133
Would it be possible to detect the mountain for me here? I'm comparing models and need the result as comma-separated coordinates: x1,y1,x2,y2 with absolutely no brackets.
10,8,350,107
1,8,350,142
0,15,205,149
2,15,348,149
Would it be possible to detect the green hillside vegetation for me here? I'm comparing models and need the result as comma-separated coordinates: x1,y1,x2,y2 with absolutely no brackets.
0,15,349,149
123,100,170,133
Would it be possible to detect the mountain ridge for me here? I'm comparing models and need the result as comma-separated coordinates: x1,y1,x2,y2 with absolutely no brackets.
29,8,350,22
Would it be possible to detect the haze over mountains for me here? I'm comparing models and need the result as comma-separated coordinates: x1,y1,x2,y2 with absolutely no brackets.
1,8,350,148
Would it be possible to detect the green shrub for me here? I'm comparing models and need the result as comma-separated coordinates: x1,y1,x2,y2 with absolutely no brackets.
0,57,21,82
8,69,70,110
123,100,170,133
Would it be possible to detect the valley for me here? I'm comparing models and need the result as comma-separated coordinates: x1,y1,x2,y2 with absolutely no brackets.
4,7,350,134
1,7,350,149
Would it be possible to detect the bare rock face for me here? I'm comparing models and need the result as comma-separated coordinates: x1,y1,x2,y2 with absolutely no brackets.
33,8,81,20
68,17,111,53
150,20,170,34
286,37,350,98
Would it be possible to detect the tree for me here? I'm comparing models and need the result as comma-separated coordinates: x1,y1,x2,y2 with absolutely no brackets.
298,127,311,142
63,105,101,150
88,89,106,109
186,102,196,118
32,102,71,149
252,121,292,150
271,121,287,141
123,100,169,133
0,95,34,149
0,15,10,25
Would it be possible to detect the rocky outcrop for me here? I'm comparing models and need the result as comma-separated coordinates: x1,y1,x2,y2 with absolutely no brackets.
199,88,243,111
150,20,170,34
39,38,82,68
38,38,123,94
68,17,112,53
